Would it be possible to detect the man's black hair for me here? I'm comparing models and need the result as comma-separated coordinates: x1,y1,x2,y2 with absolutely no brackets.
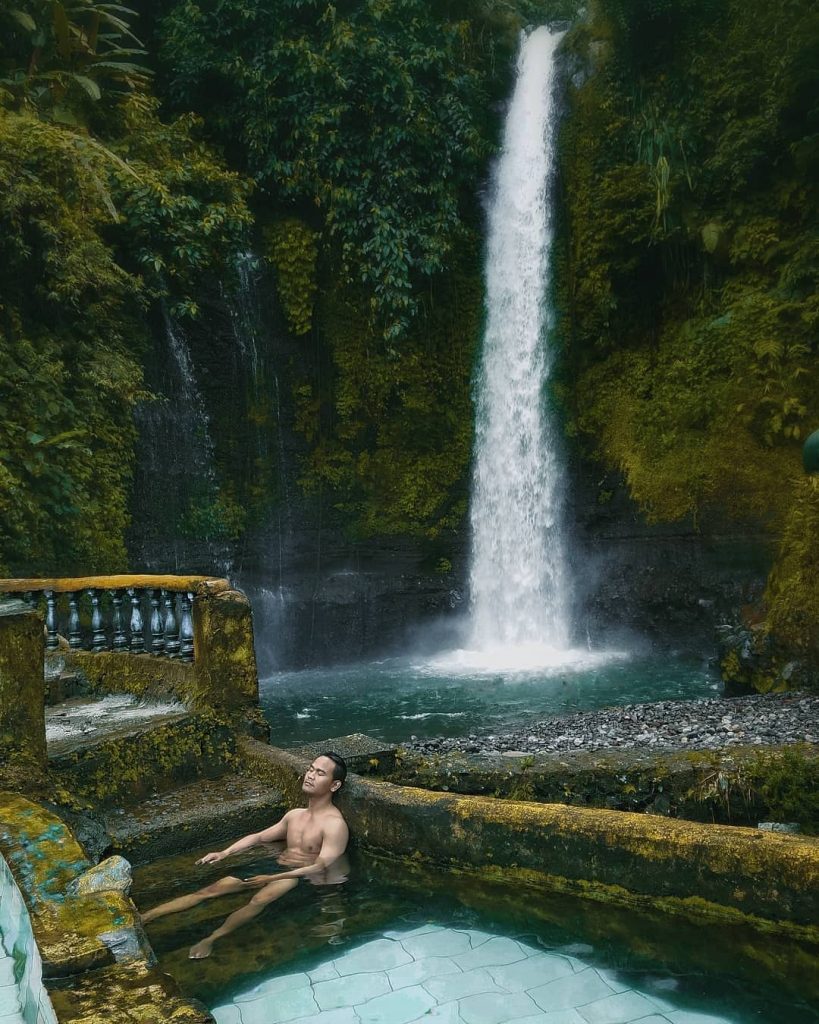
320,751,347,787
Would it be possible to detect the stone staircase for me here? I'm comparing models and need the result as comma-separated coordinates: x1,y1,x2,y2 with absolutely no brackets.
44,692,236,809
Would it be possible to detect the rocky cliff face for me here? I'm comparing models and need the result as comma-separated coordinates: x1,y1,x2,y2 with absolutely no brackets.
124,212,772,676
127,306,770,671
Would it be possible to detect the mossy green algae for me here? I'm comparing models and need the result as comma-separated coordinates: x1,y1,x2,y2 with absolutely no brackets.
240,740,819,939
0,792,138,975
0,792,210,1022
50,714,236,807
0,602,46,786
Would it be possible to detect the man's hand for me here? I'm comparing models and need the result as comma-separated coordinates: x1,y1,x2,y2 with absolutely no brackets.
243,874,278,886
195,851,226,866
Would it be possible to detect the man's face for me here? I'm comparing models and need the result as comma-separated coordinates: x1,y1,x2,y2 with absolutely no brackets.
302,756,341,797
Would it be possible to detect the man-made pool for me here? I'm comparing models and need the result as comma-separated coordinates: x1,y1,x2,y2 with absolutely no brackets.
259,653,718,746
134,848,818,1024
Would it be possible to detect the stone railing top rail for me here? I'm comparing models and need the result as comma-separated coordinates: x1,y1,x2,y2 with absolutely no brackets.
0,575,229,595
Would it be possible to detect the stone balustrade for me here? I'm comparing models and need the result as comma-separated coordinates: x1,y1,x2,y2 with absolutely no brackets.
0,575,220,662
0,576,260,737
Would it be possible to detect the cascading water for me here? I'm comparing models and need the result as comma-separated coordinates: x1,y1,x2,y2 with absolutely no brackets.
466,27,573,666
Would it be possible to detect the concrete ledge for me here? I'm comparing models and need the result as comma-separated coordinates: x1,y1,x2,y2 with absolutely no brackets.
49,714,236,807
57,651,195,703
391,743,819,828
240,738,819,940
105,774,288,865
0,793,212,1022
288,732,397,774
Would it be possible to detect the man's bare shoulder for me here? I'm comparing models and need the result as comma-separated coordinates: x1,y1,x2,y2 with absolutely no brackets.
321,807,348,834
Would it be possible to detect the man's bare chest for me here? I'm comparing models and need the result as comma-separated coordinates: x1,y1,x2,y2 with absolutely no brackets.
286,811,325,854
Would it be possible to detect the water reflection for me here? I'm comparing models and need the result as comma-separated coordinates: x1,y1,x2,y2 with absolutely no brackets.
134,847,819,1022
259,654,719,746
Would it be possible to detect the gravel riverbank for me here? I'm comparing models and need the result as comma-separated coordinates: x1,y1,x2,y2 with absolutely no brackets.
407,692,819,757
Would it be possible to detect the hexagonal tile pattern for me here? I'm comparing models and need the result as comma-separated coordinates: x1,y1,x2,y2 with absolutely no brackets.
205,926,745,1024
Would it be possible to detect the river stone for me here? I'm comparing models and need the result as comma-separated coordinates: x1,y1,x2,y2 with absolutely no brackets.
287,734,397,774
67,855,133,896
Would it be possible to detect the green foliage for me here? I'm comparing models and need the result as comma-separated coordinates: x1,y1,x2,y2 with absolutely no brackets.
751,745,819,833
156,0,574,340
560,0,818,537
263,219,318,336
558,0,819,673
764,478,819,662
105,93,253,317
294,245,483,539
179,487,247,542
0,87,252,573
0,109,144,573
0,1,150,121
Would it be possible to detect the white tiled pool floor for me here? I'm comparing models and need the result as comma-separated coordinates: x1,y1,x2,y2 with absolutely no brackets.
211,926,733,1024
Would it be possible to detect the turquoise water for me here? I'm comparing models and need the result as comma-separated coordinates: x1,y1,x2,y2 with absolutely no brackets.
259,652,719,746
135,847,819,1023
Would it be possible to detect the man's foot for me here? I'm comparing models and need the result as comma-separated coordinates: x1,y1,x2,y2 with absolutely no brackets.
189,938,215,959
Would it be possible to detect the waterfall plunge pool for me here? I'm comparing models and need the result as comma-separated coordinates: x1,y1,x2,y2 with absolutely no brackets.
135,845,819,1024
259,651,719,747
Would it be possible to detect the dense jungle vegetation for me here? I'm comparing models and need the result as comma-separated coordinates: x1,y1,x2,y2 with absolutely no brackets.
558,0,819,678
1,0,816,680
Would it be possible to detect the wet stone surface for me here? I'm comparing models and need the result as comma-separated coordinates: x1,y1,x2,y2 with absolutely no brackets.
407,693,819,758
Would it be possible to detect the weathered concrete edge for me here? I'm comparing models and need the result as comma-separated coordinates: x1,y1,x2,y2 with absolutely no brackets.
0,576,226,595
240,738,819,941
389,742,819,826
0,792,212,1023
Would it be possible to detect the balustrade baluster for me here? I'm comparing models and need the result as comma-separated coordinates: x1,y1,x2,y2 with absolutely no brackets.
128,588,145,653
111,590,127,651
180,593,194,663
162,590,181,658
149,589,165,655
67,592,82,648
88,588,106,651
44,590,59,650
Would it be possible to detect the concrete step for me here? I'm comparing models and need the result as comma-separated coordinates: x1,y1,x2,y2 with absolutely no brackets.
47,696,235,808
46,694,187,755
103,773,287,865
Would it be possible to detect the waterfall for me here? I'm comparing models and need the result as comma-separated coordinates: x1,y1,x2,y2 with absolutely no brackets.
468,27,569,657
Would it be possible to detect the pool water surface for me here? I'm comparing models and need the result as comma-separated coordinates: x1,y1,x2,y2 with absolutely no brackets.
134,847,819,1024
259,653,719,747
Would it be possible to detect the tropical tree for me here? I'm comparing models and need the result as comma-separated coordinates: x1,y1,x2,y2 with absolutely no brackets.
0,1,149,121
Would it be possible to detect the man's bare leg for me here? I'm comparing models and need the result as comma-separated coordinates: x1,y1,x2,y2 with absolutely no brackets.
189,877,299,959
141,876,250,924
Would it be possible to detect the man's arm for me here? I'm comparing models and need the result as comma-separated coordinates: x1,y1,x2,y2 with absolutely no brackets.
245,817,349,883
195,811,294,865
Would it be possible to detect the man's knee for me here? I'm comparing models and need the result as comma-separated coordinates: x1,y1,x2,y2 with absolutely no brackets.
200,875,244,897
249,879,297,906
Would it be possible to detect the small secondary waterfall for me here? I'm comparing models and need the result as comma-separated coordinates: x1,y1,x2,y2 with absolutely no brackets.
468,27,569,656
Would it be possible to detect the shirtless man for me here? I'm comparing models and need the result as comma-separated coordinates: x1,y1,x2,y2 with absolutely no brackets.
141,752,349,959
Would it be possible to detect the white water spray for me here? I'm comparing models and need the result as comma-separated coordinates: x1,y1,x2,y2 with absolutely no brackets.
467,27,572,665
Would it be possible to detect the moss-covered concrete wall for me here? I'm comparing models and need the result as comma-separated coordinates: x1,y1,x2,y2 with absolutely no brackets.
241,739,819,941
192,586,258,713
1,575,261,721
0,600,46,790
51,715,236,808
392,743,819,832
0,791,212,1023
60,650,195,701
